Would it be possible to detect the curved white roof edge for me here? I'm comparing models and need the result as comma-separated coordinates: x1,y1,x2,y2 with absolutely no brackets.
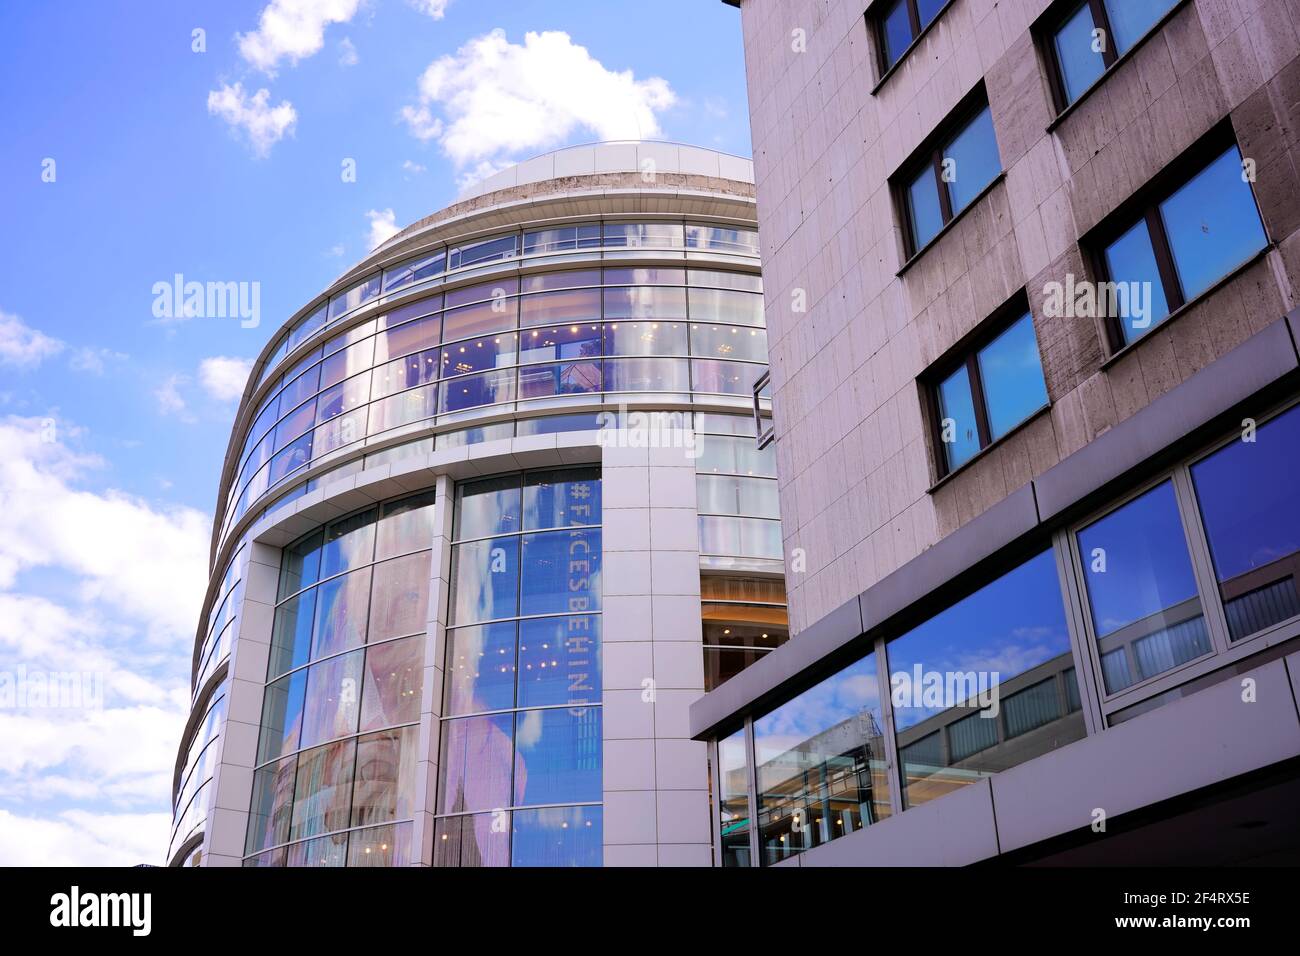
456,140,756,200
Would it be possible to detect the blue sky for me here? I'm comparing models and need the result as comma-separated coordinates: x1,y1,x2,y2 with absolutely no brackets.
0,0,750,865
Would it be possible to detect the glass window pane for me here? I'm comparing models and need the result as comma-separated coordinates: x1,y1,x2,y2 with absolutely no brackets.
367,382,437,434
352,727,419,827
451,233,517,269
257,669,307,763
887,550,1083,808
446,277,519,309
976,312,1049,439
384,250,445,292
603,357,690,392
329,274,381,319
602,222,684,248
687,288,765,326
517,615,601,708
443,298,518,343
289,304,327,351
269,432,313,485
936,364,981,470
1191,405,1300,641
290,738,356,842
274,398,318,452
697,474,781,518
881,0,913,69
374,314,440,364
602,320,688,357
692,359,766,396
445,622,518,714
690,323,768,362
511,806,601,867
1105,0,1175,52
269,590,316,677
434,811,511,867
299,649,365,749
319,508,376,580
285,832,348,867
438,714,516,814
1104,217,1172,344
907,164,944,250
441,333,519,377
522,269,602,293
456,475,522,539
371,350,439,400
517,360,602,399
347,822,413,867
1054,2,1106,104
320,338,373,391
753,655,892,865
519,288,601,328
368,553,430,642
603,287,688,321
518,323,601,363
360,636,425,731
513,707,602,806
944,105,1001,215
1076,481,1209,693
245,756,296,854
519,529,601,617
1160,146,1268,302
438,368,516,412
310,567,371,659
449,537,520,624
522,468,602,530
376,490,436,560
718,728,751,867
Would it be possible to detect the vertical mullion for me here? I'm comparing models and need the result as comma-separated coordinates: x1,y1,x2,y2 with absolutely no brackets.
743,715,761,867
933,149,955,224
873,634,906,820
966,353,993,448
1145,207,1186,311
1052,528,1106,737
1089,0,1119,67
906,0,923,38
1171,464,1234,655
708,738,723,867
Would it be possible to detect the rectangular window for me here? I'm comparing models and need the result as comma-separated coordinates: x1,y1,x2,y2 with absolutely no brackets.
718,728,751,867
1043,0,1178,110
897,97,1002,256
871,0,951,74
886,550,1084,809
930,306,1048,474
1096,141,1267,348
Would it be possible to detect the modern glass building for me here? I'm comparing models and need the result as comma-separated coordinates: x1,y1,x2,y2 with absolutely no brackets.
169,142,791,867
698,0,1300,865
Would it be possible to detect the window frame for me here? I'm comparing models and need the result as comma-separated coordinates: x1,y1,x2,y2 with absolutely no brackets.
892,86,1001,262
867,0,957,84
1086,125,1271,356
924,292,1048,480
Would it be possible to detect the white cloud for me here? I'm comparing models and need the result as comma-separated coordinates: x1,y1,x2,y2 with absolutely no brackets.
207,83,297,158
68,346,128,375
237,0,363,74
401,159,426,175
401,30,676,166
326,243,345,257
456,158,511,192
153,374,192,421
0,417,210,865
366,208,400,249
198,356,254,402
0,310,64,368
408,0,450,18
338,36,358,66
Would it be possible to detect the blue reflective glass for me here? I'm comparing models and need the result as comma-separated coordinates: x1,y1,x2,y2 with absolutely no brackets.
976,312,1048,439
1104,217,1171,344
258,668,308,764
450,537,520,624
1077,481,1208,692
907,165,944,250
937,363,980,470
944,106,1001,215
513,707,602,806
519,529,602,617
438,714,516,814
522,469,601,530
319,509,376,580
269,589,316,677
445,622,518,714
511,806,601,867
1106,0,1175,51
456,476,521,540
881,0,913,69
517,616,601,707
1160,146,1267,302
1191,405,1300,640
887,550,1081,807
310,568,371,659
1054,2,1106,104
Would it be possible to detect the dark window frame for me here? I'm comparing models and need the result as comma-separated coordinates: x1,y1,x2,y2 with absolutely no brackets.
866,0,957,84
924,290,1045,479
1085,121,1270,355
891,84,999,262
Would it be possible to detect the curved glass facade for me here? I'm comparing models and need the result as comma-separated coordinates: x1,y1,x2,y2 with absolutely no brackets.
435,468,603,867
219,265,764,547
243,492,435,866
